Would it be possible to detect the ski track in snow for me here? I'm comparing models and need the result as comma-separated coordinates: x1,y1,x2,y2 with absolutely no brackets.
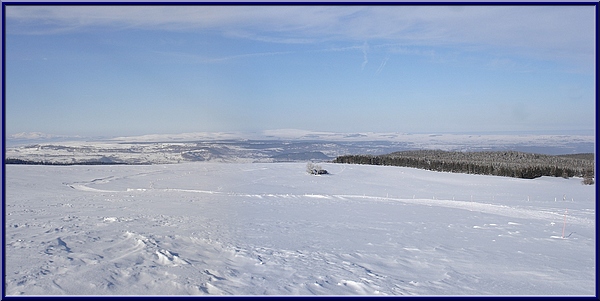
4,163,596,296
66,174,592,227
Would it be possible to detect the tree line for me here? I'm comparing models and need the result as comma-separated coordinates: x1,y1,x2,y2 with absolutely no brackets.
333,150,594,183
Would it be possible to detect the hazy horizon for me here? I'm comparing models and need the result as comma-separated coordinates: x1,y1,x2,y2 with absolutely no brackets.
6,128,596,141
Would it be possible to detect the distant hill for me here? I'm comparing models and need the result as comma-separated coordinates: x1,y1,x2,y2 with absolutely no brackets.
4,158,131,165
271,151,331,162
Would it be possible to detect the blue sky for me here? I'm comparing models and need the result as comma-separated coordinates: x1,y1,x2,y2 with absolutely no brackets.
3,4,596,137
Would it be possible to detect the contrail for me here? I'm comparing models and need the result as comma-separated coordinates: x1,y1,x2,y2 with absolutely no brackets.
361,41,369,70
375,56,389,75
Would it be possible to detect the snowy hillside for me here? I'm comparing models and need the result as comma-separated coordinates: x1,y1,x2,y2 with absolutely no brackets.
4,162,595,295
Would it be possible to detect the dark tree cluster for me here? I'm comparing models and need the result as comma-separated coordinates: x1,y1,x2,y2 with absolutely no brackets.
333,150,594,182
306,162,328,175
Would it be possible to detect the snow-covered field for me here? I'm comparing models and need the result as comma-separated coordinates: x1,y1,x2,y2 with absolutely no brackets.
4,162,596,296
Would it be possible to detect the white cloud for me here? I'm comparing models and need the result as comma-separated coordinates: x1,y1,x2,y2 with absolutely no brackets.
154,49,295,64
6,5,594,70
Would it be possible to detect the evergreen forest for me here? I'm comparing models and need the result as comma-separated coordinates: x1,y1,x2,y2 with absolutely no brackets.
333,150,594,184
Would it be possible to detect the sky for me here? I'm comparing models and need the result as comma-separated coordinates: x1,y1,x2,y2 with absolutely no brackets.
3,4,597,137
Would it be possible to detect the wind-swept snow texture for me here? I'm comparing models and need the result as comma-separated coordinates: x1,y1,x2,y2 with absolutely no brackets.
4,163,595,296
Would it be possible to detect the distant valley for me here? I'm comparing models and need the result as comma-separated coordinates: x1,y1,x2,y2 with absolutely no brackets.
5,130,595,165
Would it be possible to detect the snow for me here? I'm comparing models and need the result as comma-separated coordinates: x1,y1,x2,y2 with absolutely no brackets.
4,162,596,296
